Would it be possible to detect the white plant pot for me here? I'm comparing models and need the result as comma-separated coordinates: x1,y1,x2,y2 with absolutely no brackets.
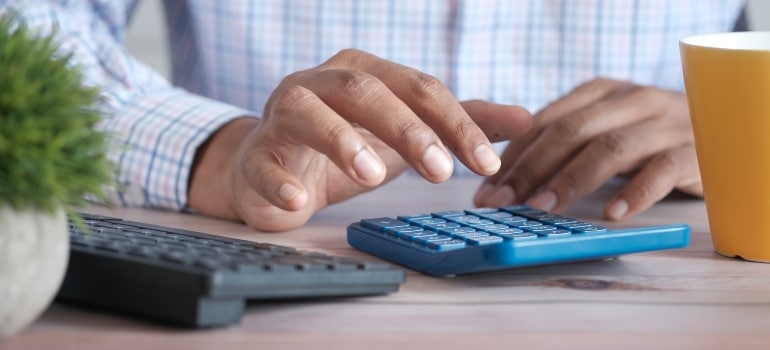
0,207,68,338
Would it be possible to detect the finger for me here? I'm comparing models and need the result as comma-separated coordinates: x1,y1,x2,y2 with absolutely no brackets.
325,49,500,176
459,100,533,142
268,84,387,186
478,79,623,193
503,87,668,203
461,100,532,208
604,145,701,220
240,144,309,212
299,68,455,182
524,118,687,213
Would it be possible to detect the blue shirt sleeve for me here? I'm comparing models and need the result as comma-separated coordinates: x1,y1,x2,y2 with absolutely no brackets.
0,0,258,210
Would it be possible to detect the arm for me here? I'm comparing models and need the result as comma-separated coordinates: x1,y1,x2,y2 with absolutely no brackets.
475,1,748,220
0,0,255,210
187,50,532,231
3,2,535,231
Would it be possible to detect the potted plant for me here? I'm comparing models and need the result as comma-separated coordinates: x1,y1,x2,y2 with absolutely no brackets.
0,16,112,338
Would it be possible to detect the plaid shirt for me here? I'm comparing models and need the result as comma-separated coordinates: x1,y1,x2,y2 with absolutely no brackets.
0,0,745,210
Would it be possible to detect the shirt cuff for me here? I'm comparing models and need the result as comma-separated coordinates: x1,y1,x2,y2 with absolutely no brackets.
101,88,258,210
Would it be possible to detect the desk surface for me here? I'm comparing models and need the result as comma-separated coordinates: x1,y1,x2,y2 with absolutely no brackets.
4,176,770,350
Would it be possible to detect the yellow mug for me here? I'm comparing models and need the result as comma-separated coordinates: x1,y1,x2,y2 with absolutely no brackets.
680,31,770,262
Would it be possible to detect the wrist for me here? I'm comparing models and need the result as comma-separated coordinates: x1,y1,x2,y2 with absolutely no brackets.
188,117,260,220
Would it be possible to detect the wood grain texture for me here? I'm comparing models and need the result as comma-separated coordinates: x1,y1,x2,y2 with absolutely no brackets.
4,176,770,350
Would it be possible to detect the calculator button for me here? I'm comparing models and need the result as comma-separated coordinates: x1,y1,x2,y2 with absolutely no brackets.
408,217,448,226
421,222,462,232
572,226,607,234
474,224,511,232
557,222,593,230
521,225,558,234
508,232,539,240
397,213,432,221
385,225,425,237
452,232,490,240
415,235,453,245
540,217,578,225
464,218,495,226
484,227,524,235
508,220,544,228
464,208,500,215
493,215,527,224
361,218,410,231
432,210,466,218
447,215,494,226
397,230,437,241
536,229,572,237
477,211,512,220
428,239,467,251
465,235,504,246
500,205,533,213
439,226,478,236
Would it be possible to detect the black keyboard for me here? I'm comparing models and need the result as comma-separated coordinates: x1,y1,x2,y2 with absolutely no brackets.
58,213,405,327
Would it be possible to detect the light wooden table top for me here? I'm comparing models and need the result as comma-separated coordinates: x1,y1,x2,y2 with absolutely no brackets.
4,176,770,350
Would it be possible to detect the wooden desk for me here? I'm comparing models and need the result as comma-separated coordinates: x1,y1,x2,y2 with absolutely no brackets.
4,176,770,350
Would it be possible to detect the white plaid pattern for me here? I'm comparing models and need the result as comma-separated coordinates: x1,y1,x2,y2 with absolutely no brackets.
0,0,745,210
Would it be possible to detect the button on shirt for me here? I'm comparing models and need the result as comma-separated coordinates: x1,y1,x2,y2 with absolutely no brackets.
0,0,745,210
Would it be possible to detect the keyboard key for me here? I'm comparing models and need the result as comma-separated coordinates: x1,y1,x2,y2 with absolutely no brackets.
64,213,406,328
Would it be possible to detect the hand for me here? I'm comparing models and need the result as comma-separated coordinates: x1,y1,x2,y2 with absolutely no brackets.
189,49,532,231
474,78,703,220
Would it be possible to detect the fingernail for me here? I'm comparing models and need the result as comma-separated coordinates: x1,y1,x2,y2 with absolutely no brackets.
353,148,384,181
278,183,301,202
527,191,558,211
422,144,453,179
607,199,629,220
474,144,501,174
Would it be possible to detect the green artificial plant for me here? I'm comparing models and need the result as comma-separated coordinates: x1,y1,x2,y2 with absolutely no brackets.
0,15,112,213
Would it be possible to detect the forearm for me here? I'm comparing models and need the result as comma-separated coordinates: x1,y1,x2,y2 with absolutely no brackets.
0,1,258,210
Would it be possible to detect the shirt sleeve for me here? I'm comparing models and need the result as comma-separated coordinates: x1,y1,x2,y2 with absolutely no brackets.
0,0,258,210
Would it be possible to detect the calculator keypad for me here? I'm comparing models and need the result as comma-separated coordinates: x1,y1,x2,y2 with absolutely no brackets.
360,205,607,252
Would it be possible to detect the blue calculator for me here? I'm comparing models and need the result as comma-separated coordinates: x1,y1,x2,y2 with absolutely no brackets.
347,205,690,276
